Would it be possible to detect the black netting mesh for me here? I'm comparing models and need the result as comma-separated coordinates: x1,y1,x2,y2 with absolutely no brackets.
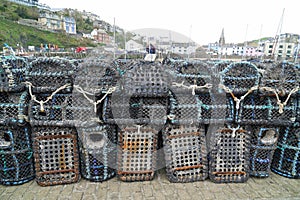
26,57,77,93
163,124,208,182
0,124,35,185
0,91,29,126
117,126,157,182
271,125,300,178
77,124,117,182
0,56,28,92
208,126,250,183
32,126,80,186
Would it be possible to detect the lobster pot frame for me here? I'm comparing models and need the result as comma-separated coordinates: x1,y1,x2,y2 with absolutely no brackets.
0,56,28,92
102,94,168,128
271,125,300,178
260,61,299,96
26,57,77,93
74,59,119,94
209,126,250,183
220,62,261,95
118,126,157,182
0,91,29,126
163,124,208,182
0,124,35,185
29,92,98,127
32,126,80,186
169,61,212,95
78,124,117,182
247,126,279,177
238,94,297,126
122,61,170,97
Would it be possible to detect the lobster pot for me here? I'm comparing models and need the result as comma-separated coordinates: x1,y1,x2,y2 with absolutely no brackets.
118,126,157,181
260,61,299,96
26,57,77,93
122,61,170,97
197,93,235,124
209,126,250,183
247,126,279,177
102,93,168,128
238,94,297,126
168,60,212,95
271,125,300,178
163,124,208,182
0,91,29,126
29,92,98,127
77,124,117,182
0,56,28,92
32,126,80,186
0,124,35,185
220,62,261,95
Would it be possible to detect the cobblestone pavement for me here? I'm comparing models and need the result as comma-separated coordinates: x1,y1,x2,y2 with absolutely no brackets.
0,169,299,200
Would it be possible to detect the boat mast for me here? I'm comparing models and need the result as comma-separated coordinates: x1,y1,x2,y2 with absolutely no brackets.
272,8,285,61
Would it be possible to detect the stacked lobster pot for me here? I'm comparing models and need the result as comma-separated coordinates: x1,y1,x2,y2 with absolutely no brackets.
73,58,118,182
103,60,170,181
208,62,258,183
259,61,300,178
164,60,215,182
26,57,80,186
0,56,35,185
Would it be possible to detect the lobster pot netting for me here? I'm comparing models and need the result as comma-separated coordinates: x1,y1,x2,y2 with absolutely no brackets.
32,126,80,186
118,126,157,182
260,61,299,96
238,94,297,126
0,91,29,126
74,59,119,94
0,56,28,92
102,93,168,128
163,124,208,182
26,57,77,93
209,126,250,183
220,62,261,95
0,125,35,185
246,126,279,177
29,92,99,127
168,60,212,95
77,124,117,182
271,125,300,178
122,61,170,97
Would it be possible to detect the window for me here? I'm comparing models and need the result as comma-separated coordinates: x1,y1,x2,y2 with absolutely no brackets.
278,50,283,54
269,45,273,48
279,45,283,49
268,50,272,53
287,50,291,54
288,45,292,49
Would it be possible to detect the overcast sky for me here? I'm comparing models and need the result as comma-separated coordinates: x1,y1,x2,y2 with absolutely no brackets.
39,0,299,45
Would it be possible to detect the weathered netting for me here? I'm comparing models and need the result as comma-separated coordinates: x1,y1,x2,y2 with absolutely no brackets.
271,125,300,178
117,126,157,181
26,57,77,93
168,60,212,95
29,92,100,127
102,93,168,128
220,62,261,94
32,126,80,186
247,126,279,177
0,91,30,126
77,124,117,182
0,124,35,185
208,126,250,183
163,124,208,182
260,61,299,96
238,93,297,125
0,56,28,92
122,60,170,97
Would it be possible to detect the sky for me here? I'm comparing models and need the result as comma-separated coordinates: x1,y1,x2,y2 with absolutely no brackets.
39,0,300,45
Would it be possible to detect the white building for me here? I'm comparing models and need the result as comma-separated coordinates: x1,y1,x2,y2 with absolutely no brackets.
125,40,144,52
171,42,197,55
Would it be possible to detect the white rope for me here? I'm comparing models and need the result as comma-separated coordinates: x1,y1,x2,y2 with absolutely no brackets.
167,114,175,120
74,85,116,112
172,81,212,95
219,84,259,110
260,86,299,114
227,125,240,138
24,81,71,112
